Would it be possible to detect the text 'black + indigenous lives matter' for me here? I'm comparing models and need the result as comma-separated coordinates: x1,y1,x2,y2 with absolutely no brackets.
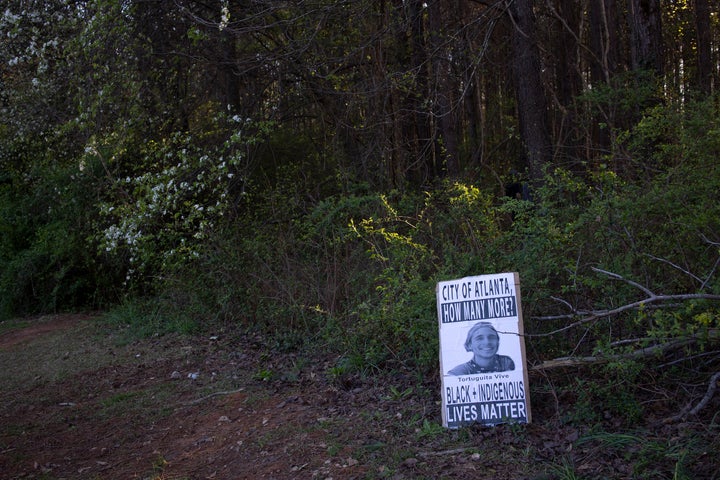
445,373,527,426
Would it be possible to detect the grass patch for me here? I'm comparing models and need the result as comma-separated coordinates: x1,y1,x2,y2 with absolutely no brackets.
97,382,181,422
0,318,30,335
0,321,112,393
576,430,708,479
103,297,200,342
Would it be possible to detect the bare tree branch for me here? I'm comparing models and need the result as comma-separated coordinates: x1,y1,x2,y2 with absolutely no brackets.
531,335,710,370
591,267,654,296
183,388,246,406
663,371,720,423
529,268,720,338
644,254,704,285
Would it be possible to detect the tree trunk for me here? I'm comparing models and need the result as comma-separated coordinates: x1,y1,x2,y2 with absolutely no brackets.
589,0,620,85
508,0,552,186
628,0,664,74
407,0,433,185
693,0,713,94
220,30,241,112
587,0,620,156
550,0,583,165
428,1,459,179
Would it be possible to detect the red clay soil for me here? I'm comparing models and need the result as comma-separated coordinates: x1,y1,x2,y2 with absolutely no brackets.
0,315,420,479
1,314,718,480
0,314,88,349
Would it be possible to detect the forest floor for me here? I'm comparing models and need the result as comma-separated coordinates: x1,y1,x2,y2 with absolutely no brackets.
0,314,718,480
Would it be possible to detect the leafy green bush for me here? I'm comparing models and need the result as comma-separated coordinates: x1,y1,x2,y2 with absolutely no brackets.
0,150,118,319
104,296,200,341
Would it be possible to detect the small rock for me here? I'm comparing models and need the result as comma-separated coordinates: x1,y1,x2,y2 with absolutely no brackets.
170,371,182,379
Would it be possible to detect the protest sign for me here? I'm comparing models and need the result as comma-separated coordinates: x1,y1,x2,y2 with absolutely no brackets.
437,272,531,428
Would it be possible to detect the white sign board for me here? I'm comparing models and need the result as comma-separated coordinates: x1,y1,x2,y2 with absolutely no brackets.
437,272,531,428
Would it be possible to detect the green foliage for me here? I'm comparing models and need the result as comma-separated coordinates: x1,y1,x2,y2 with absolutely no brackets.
547,456,585,480
567,361,643,426
0,144,117,319
0,1,135,319
252,368,275,382
104,296,200,341
416,419,445,439
93,117,271,289
386,385,414,401
326,183,522,376
578,69,662,127
346,196,438,374
577,430,704,479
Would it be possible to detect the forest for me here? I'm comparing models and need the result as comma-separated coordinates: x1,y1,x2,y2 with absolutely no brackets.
1,0,719,477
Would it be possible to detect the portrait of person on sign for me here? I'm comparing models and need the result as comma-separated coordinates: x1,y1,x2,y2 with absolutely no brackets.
447,322,515,375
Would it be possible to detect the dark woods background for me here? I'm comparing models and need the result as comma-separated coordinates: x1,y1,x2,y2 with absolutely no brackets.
1,1,720,458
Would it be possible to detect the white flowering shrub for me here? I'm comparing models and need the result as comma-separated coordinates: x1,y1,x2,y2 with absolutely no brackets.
93,116,271,284
0,2,77,140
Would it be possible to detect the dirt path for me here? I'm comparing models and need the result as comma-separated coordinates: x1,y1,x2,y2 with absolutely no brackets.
0,314,87,349
0,314,547,479
1,314,717,479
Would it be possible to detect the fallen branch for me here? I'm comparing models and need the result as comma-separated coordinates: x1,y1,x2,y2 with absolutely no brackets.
531,336,702,370
686,371,720,417
663,371,720,423
528,267,720,338
183,388,245,406
418,448,470,457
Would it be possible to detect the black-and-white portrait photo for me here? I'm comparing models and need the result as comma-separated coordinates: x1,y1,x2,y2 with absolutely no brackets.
447,321,515,375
